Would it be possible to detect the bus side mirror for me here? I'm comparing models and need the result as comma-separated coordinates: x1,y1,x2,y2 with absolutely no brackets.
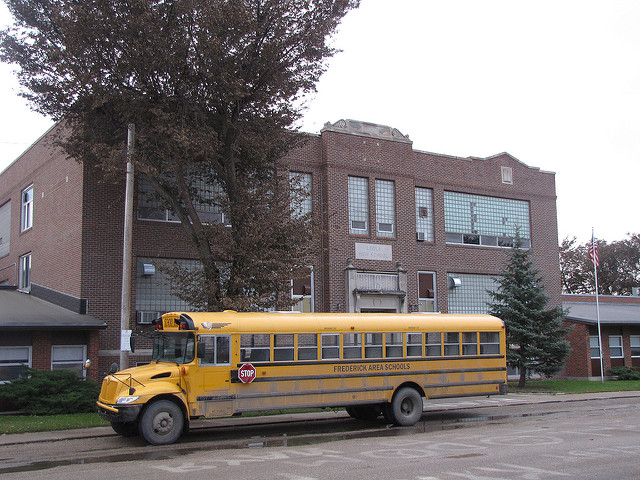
130,334,136,353
196,341,206,359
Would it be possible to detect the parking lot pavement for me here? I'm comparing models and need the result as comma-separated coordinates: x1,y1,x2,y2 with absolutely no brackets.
2,390,639,446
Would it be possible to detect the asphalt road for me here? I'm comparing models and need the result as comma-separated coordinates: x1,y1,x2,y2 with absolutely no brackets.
1,391,639,479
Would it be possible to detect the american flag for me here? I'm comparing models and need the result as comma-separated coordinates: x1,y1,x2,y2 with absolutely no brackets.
589,236,599,267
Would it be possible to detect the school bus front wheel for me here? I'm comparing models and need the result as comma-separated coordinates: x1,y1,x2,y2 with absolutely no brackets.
139,399,185,446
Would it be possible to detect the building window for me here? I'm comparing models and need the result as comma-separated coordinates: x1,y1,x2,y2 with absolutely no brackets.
51,345,86,378
609,336,623,358
417,272,436,312
631,336,640,358
415,187,434,242
375,179,395,237
138,175,229,225
501,166,513,184
447,273,498,314
444,191,531,248
21,185,33,232
19,253,31,290
0,201,10,258
291,268,314,312
348,176,369,234
290,172,312,218
136,257,201,317
590,336,600,358
0,346,31,383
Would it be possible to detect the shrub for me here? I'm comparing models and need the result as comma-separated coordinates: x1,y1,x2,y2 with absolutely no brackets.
0,368,100,415
608,366,640,381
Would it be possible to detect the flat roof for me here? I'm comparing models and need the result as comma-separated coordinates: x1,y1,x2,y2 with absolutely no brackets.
0,289,106,329
564,301,640,326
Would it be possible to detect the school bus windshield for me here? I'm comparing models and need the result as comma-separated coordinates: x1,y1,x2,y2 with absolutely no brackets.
152,332,195,364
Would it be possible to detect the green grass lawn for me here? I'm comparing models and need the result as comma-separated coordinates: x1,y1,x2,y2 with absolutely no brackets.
0,413,108,435
1,380,639,435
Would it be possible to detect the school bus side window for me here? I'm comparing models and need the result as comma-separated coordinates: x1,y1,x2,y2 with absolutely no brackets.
274,334,294,361
343,333,362,359
297,333,318,360
321,334,339,359
241,334,271,362
480,332,501,354
425,332,442,356
199,335,231,366
385,332,403,358
444,332,460,356
365,333,383,358
462,332,478,355
406,333,423,357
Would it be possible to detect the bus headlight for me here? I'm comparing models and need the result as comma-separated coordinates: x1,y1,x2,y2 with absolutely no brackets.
116,396,140,405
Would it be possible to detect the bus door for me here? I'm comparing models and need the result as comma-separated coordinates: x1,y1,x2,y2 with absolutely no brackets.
192,334,234,417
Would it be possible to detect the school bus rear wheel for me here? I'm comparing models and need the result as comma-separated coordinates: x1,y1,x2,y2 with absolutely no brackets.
388,387,423,426
139,400,184,445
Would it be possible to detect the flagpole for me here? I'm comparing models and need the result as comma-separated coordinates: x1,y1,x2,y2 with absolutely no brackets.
592,228,604,383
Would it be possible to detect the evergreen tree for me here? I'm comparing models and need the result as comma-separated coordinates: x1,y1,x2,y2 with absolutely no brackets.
488,237,570,387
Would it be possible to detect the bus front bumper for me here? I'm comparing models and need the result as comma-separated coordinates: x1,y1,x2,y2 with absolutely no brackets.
97,401,142,423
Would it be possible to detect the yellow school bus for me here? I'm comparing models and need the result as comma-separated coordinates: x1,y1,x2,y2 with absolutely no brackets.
97,311,507,445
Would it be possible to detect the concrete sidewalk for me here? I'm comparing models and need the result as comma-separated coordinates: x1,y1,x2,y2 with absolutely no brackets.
2,390,639,446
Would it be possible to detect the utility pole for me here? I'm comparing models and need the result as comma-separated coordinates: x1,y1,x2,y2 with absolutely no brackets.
120,124,135,370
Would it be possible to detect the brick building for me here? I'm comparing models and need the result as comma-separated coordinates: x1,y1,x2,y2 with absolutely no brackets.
562,294,640,378
0,118,565,380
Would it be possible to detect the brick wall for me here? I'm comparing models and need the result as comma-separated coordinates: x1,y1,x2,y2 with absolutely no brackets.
2,119,564,377
0,124,84,294
561,321,591,377
283,124,561,313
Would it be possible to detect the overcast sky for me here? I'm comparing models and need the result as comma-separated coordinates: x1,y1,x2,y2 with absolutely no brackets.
1,0,638,243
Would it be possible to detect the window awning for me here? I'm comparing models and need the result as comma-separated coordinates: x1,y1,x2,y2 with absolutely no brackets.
564,301,640,326
0,289,106,329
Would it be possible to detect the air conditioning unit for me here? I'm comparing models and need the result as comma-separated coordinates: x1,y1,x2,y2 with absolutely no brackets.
137,311,161,325
417,232,425,241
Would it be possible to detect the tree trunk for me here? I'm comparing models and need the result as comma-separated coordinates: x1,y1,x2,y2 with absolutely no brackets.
518,365,527,388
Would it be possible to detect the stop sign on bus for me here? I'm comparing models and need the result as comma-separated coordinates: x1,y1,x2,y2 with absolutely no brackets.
238,363,257,383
